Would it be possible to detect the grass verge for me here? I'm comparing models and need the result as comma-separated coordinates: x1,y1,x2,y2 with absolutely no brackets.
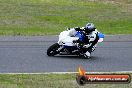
0,0,132,35
0,73,132,88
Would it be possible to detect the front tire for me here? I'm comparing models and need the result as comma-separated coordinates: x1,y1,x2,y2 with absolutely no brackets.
47,43,60,56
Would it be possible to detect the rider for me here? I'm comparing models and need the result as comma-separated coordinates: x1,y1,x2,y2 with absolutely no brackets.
67,23,99,58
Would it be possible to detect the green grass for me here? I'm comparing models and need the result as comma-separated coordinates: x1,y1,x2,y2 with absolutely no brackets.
0,73,132,88
0,0,132,35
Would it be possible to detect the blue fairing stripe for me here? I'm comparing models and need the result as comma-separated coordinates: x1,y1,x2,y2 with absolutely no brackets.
98,32,104,38
76,32,84,42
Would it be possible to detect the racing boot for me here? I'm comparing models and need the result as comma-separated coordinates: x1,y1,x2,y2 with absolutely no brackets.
83,51,91,59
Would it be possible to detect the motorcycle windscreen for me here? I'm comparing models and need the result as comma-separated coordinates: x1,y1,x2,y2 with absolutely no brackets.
98,32,104,42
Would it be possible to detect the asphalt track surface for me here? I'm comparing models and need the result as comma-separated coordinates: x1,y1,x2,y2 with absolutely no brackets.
0,35,132,73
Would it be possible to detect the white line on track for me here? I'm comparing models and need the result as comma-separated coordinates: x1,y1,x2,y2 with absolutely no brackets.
0,71,132,74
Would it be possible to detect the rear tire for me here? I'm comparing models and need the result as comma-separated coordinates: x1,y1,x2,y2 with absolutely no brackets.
47,43,60,56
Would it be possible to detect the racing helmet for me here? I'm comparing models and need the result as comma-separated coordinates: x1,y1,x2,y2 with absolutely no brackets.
85,23,95,33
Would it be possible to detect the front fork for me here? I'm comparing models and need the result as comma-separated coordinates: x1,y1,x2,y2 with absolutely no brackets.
56,45,64,52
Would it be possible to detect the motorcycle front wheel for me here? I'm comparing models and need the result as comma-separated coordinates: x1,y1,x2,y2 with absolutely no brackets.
47,43,60,56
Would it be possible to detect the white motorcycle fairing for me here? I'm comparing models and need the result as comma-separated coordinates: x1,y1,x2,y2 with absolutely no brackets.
58,31,79,46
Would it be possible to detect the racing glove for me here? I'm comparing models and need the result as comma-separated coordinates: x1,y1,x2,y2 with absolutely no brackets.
75,27,82,31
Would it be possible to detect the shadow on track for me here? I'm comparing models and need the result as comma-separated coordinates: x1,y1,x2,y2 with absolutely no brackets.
49,55,100,61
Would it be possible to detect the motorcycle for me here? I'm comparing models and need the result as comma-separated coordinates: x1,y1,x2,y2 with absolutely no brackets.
47,28,104,58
